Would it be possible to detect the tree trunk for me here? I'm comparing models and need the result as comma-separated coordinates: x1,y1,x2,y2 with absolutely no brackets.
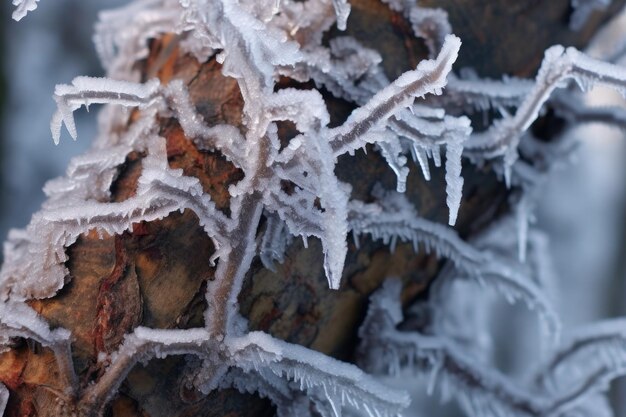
0,1,621,416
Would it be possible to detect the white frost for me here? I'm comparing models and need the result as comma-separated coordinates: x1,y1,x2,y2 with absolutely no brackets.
11,0,39,21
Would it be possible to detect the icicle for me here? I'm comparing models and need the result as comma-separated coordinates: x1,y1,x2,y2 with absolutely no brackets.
332,0,351,31
444,140,464,226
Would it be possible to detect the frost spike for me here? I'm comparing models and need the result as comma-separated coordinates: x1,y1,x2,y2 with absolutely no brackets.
51,77,161,143
332,0,351,31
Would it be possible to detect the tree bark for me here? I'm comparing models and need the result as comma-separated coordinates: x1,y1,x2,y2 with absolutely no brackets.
1,1,622,416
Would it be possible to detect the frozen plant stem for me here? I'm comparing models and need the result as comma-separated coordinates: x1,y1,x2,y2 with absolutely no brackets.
206,194,264,336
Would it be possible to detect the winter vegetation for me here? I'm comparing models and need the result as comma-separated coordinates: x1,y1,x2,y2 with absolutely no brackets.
3,0,626,416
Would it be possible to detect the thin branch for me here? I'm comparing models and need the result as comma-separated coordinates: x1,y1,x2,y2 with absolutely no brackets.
465,44,626,184
329,34,461,157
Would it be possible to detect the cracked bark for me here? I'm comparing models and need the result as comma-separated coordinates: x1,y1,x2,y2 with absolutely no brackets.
0,0,622,416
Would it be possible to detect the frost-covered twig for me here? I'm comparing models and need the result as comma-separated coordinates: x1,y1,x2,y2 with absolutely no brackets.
0,136,228,301
551,92,626,131
81,326,409,416
51,77,162,144
430,74,533,115
536,319,626,394
358,280,619,417
349,188,560,337
328,35,466,224
409,5,451,57
465,44,626,184
281,30,470,223
259,212,293,271
94,0,184,80
329,35,460,157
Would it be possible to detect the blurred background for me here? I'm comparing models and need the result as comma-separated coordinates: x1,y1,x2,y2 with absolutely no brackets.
0,0,125,243
2,1,626,415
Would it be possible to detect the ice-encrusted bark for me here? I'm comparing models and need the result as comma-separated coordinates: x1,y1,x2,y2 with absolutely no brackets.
0,301,77,397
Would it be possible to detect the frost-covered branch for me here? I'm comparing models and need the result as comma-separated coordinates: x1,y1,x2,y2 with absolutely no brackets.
329,35,461,157
0,136,228,301
358,280,618,417
11,0,625,416
349,187,560,337
429,74,533,115
465,44,626,184
81,326,409,416
536,319,626,395
327,35,466,224
51,77,162,143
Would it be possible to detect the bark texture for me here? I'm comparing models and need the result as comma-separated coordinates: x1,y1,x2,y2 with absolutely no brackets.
1,0,622,416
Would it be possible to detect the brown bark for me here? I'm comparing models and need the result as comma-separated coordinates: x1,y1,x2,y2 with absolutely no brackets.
1,1,622,416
